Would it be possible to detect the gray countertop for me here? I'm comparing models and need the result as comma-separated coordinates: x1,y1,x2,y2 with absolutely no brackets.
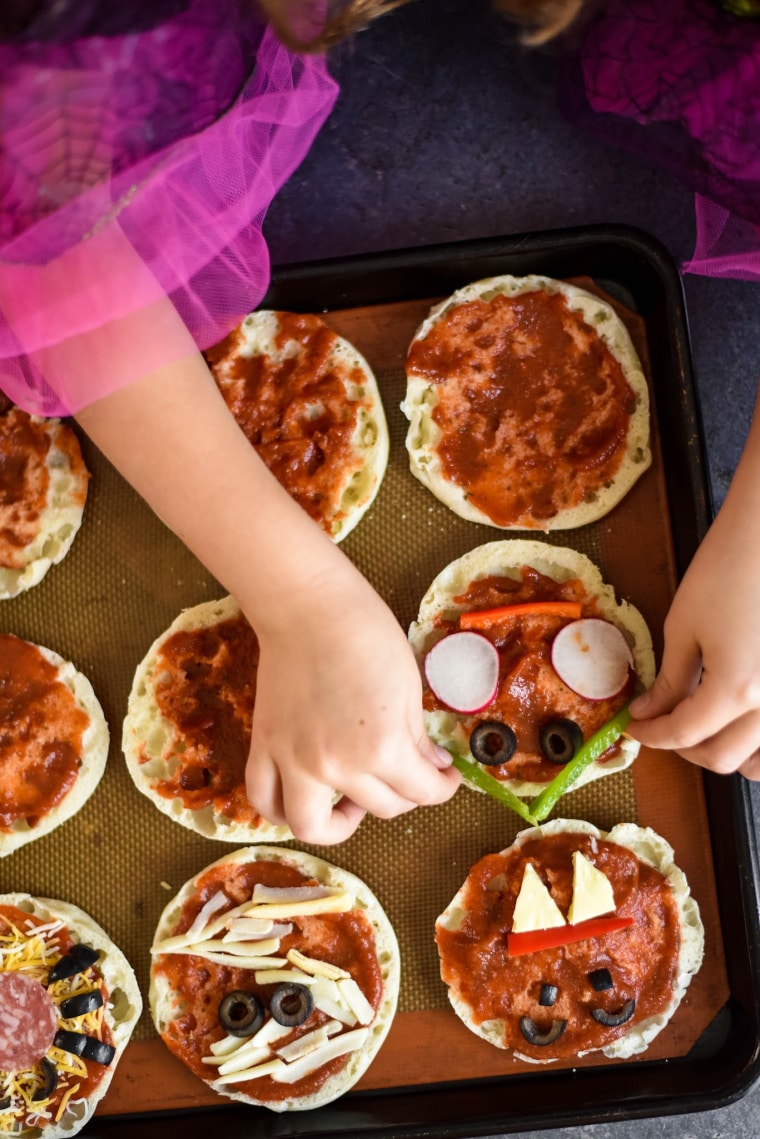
264,1,760,1134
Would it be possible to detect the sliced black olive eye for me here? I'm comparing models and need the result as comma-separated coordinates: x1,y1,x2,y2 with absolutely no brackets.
538,983,558,1007
81,1037,117,1066
588,968,613,992
519,1016,567,1046
60,990,104,1019
48,943,100,984
591,998,636,1027
539,719,583,764
469,721,517,765
218,990,264,1037
269,983,314,1027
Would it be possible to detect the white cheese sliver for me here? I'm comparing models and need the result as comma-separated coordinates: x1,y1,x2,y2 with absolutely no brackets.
310,976,357,1026
242,893,354,920
253,968,316,986
152,901,252,953
208,1033,246,1057
214,1058,286,1086
336,978,375,1026
182,949,287,969
185,891,228,939
250,884,337,903
223,920,289,941
275,1026,330,1064
199,938,281,956
271,1028,369,1084
217,1045,272,1076
224,916,274,936
512,862,566,933
286,948,350,981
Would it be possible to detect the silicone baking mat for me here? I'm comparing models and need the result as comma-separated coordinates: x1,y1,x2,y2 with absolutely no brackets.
1,227,757,1138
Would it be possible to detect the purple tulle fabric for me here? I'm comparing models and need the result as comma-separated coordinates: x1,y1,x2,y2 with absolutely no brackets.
0,1,338,416
563,0,760,282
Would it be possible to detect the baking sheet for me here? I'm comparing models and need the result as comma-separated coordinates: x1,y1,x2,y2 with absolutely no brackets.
2,226,759,1138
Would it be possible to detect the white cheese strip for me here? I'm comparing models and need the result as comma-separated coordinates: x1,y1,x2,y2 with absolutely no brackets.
242,893,354,920
567,851,616,924
253,968,316,986
193,938,281,957
208,1033,246,1057
275,1020,343,1063
214,1058,286,1086
286,948,350,981
250,884,337,904
512,862,567,933
224,916,274,937
175,949,287,969
223,920,290,941
207,1015,294,1068
185,891,228,939
151,901,253,952
310,975,358,1025
271,1028,369,1084
216,1045,273,1076
336,978,375,1026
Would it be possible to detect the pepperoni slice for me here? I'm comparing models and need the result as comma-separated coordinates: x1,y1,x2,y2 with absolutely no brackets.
0,972,58,1070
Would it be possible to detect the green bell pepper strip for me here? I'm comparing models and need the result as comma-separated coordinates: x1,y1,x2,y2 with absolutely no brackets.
448,753,539,826
529,703,633,823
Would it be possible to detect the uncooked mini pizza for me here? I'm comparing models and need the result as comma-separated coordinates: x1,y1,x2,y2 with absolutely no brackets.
150,846,400,1112
0,407,89,599
409,540,654,798
0,893,141,1137
122,596,290,843
0,634,109,856
402,275,650,530
435,819,704,1062
206,310,389,541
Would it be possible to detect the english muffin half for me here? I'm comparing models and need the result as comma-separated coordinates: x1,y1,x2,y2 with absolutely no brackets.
402,275,650,530
206,310,389,542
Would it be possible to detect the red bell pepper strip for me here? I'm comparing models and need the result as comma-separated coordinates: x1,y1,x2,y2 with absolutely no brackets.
507,914,634,957
460,602,582,630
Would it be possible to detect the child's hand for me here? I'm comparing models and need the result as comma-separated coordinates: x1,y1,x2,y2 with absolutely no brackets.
628,446,760,780
245,567,461,845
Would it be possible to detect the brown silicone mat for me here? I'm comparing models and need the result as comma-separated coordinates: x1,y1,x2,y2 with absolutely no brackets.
0,284,728,1118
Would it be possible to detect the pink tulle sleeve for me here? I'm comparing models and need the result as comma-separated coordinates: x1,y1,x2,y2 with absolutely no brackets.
0,2,338,416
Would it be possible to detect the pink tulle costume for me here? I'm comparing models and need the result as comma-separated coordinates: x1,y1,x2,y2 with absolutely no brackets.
0,0,337,416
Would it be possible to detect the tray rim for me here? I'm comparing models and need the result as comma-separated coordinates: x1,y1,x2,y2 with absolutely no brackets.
87,223,760,1138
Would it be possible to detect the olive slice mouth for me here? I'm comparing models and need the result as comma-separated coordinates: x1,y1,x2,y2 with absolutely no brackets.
32,1058,57,1102
518,1016,567,1046
591,998,636,1027
469,721,517,765
218,990,264,1037
539,719,583,764
60,990,104,1019
48,943,100,984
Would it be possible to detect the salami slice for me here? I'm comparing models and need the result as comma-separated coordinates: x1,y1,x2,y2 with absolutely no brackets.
0,971,57,1070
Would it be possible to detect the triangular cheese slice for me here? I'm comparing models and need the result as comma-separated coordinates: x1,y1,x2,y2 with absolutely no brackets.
567,851,616,924
512,862,566,933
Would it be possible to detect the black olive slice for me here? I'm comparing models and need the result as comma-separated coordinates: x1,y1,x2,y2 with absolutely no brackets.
269,983,314,1027
588,968,613,992
81,1037,117,1066
591,998,636,1027
538,983,558,1008
218,990,264,1037
48,944,100,984
469,721,517,766
539,719,583,764
519,1016,567,1046
32,1058,58,1101
60,990,104,1020
53,1029,88,1056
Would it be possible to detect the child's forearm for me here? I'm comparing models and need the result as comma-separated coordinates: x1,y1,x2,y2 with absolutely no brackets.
76,350,353,626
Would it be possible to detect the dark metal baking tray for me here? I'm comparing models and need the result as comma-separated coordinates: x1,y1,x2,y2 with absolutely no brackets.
86,224,760,1138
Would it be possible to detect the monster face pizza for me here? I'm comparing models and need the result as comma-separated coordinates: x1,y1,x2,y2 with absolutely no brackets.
435,820,704,1062
0,407,89,600
150,846,400,1112
206,310,389,542
402,274,650,530
0,894,141,1138
410,540,655,798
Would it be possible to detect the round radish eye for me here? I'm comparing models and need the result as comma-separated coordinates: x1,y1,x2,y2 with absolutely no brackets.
424,631,500,714
551,618,633,701
469,721,517,765
539,719,583,764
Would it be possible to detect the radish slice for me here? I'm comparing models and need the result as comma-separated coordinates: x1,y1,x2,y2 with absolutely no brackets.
551,618,633,701
424,631,500,714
